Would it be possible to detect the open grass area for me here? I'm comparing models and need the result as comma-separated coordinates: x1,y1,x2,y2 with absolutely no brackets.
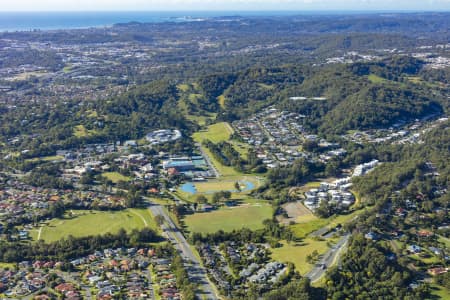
186,113,217,126
102,172,131,183
188,93,203,102
86,110,98,118
368,74,388,84
290,218,329,239
430,284,450,299
30,209,157,243
176,176,264,203
291,208,366,239
193,122,233,144
0,262,15,269
202,146,242,176
270,239,330,275
184,202,273,234
438,235,450,248
192,122,249,177
194,177,259,193
229,140,251,158
177,83,190,92
195,180,243,193
217,95,226,108
26,155,64,163
73,124,98,138
9,71,48,81
63,65,73,73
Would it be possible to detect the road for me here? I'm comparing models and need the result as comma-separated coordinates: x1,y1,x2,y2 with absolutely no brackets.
147,199,219,300
306,233,350,282
196,142,220,178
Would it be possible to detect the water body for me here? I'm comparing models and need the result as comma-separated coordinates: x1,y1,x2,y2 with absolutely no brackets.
0,11,403,32
0,11,303,32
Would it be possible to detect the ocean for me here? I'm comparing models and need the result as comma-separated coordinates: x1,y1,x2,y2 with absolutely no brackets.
0,11,309,32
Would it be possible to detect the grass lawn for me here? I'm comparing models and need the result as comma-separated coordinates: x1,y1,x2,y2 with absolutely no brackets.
290,218,329,239
193,122,233,144
368,74,388,84
194,178,257,193
177,83,190,92
202,146,242,176
271,239,330,275
430,284,450,299
63,65,73,73
258,83,275,90
217,95,226,108
0,262,15,269
438,235,450,248
30,209,157,243
26,155,64,162
229,140,251,158
86,110,98,118
186,113,217,126
176,176,263,203
192,122,256,176
73,125,98,138
184,202,273,234
291,208,366,239
193,122,243,176
102,172,131,183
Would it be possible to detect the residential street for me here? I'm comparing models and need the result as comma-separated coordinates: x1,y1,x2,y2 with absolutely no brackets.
147,199,219,300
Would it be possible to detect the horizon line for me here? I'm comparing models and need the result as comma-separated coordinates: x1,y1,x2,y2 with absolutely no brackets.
1,9,450,13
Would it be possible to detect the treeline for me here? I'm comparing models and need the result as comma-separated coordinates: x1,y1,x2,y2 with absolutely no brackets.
353,120,450,205
0,228,161,262
267,158,324,188
203,139,265,173
0,80,198,160
264,278,326,300
0,49,64,71
171,255,196,300
190,219,294,247
325,234,429,300
24,162,73,189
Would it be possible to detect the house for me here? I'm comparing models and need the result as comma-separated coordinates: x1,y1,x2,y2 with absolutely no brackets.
55,283,76,293
427,267,448,276
417,229,434,238
408,245,421,254
429,247,443,256
364,232,379,241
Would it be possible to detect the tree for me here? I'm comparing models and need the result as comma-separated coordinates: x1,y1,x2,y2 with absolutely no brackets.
154,215,165,226
196,195,208,204
234,181,241,192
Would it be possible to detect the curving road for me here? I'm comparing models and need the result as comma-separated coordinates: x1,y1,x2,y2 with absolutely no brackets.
147,199,219,300
306,233,350,282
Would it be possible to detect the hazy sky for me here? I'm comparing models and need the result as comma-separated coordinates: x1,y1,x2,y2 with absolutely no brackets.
1,0,450,11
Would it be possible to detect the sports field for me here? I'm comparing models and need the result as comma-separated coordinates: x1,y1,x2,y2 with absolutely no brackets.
31,209,157,243
184,202,273,234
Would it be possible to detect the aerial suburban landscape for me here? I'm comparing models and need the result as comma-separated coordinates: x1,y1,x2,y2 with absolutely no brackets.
0,2,449,300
